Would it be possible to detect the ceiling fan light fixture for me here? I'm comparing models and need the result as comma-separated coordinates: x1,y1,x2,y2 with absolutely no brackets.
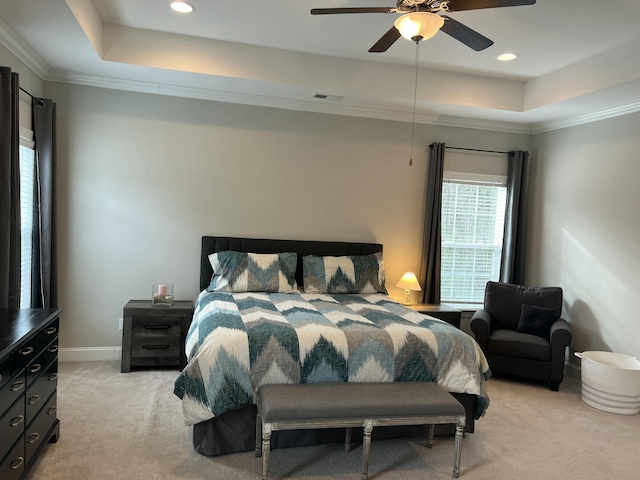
170,1,195,14
394,12,444,43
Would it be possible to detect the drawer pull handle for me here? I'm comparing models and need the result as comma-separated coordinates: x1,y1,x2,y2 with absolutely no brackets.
20,346,34,355
29,363,42,374
10,380,24,392
48,373,58,381
45,326,57,334
144,325,171,330
10,415,24,427
28,395,41,405
48,344,59,353
27,433,40,444
143,344,170,350
10,457,24,470
47,406,57,415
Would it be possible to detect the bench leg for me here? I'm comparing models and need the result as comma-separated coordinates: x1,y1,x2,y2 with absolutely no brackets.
362,420,373,480
345,427,352,453
262,423,272,480
427,424,435,449
453,421,464,478
256,406,262,458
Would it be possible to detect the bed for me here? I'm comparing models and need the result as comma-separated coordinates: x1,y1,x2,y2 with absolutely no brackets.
174,236,490,456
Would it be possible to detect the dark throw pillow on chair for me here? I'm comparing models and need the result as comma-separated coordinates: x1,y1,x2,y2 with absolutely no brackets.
516,304,558,340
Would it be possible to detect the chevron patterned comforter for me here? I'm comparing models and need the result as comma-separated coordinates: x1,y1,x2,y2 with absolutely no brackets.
174,291,491,426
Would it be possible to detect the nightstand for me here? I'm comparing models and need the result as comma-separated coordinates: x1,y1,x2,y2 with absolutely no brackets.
121,300,193,373
407,303,462,329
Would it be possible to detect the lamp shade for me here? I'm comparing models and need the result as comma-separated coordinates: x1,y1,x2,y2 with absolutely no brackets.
396,272,422,291
394,12,444,42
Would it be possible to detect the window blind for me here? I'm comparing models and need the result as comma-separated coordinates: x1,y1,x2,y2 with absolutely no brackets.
441,179,507,303
19,129,35,308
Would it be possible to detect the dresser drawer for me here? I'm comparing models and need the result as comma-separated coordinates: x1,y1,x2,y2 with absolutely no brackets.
25,391,57,465
0,433,25,480
26,360,58,426
0,396,25,462
0,341,38,391
38,317,59,347
0,370,26,419
26,337,59,387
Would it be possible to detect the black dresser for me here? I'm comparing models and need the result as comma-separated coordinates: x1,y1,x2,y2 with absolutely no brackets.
0,309,61,479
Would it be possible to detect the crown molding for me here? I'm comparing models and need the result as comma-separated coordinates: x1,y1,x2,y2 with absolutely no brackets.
532,101,640,134
0,19,49,79
47,71,539,134
434,115,533,135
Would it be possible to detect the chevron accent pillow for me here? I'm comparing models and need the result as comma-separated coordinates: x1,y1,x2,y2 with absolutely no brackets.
207,251,298,293
302,253,387,294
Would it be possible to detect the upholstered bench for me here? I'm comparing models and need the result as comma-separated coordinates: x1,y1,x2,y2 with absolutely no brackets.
256,382,466,480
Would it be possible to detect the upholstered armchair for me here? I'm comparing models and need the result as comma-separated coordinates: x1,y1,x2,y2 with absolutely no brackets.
470,281,572,391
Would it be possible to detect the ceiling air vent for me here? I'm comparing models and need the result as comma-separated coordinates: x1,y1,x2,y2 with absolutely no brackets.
312,93,344,101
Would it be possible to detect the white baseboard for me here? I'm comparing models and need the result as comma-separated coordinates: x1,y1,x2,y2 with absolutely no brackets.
59,347,122,362
565,361,581,379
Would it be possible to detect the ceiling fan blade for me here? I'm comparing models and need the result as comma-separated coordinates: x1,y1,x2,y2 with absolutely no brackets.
447,0,535,12
311,7,396,15
440,15,494,51
368,26,401,53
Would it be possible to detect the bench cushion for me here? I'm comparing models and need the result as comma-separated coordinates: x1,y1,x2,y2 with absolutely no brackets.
259,382,465,422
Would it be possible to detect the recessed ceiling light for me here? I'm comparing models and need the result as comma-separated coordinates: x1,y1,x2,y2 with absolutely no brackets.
496,53,517,62
170,2,195,13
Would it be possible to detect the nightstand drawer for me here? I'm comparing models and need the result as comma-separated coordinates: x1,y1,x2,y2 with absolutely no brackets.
131,317,181,338
131,335,180,358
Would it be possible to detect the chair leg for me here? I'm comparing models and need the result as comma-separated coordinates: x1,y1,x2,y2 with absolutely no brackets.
549,381,560,391
427,424,434,449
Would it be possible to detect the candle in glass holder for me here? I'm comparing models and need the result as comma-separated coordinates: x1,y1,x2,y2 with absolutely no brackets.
158,284,167,296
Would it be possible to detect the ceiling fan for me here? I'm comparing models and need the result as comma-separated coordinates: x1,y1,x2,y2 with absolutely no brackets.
310,0,536,53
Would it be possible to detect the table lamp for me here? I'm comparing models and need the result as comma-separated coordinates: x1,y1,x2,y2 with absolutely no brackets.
396,272,422,305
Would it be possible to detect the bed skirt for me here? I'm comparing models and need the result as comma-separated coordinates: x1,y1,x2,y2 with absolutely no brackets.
192,393,476,457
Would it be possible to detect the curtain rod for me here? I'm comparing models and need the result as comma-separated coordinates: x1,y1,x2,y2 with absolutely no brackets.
19,86,45,106
445,146,510,155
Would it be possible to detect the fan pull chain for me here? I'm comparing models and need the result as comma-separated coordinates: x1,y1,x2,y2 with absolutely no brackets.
409,40,420,166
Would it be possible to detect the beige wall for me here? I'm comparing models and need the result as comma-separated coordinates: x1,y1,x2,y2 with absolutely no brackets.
44,81,528,352
529,114,640,363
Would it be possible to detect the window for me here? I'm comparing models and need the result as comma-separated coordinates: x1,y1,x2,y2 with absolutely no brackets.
19,127,35,308
440,172,507,304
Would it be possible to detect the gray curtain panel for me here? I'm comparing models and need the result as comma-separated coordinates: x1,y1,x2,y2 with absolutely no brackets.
32,98,58,308
500,150,529,285
418,142,445,304
0,66,21,309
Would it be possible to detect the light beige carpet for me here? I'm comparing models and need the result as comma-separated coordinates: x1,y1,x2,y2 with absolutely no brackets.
25,362,640,480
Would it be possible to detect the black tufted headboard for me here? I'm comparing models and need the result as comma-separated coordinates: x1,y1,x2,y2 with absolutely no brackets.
199,236,383,291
